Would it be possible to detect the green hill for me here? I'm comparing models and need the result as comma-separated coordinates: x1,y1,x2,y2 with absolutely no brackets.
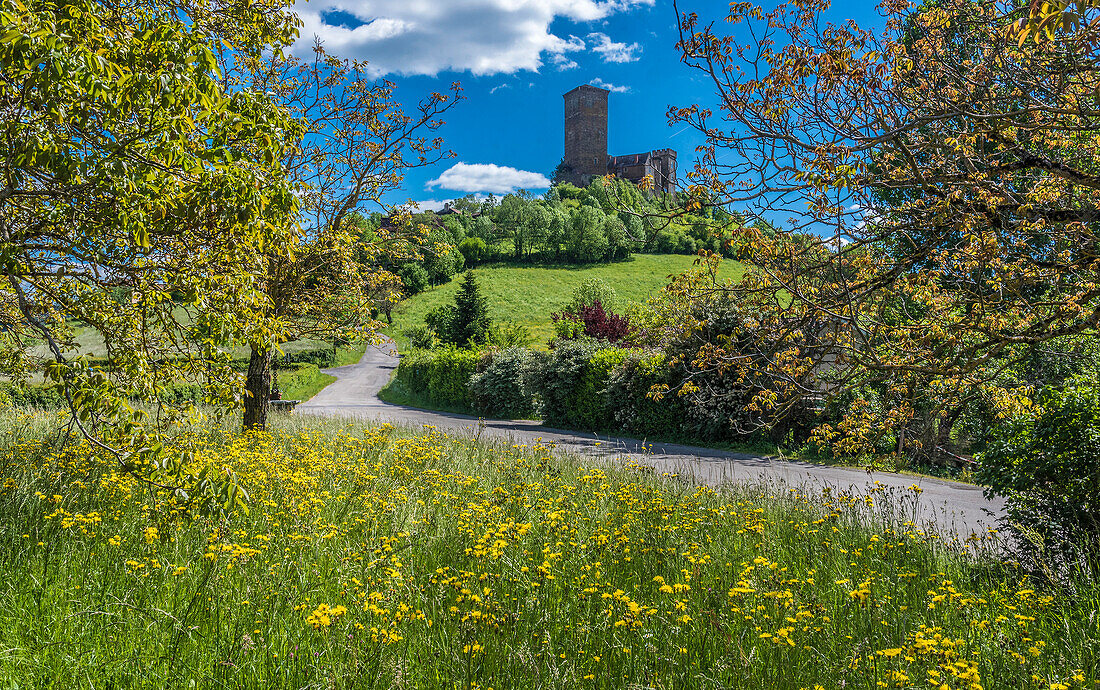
384,254,744,350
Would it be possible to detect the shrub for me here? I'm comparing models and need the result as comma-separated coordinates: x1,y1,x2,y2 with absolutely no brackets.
551,316,586,342
552,299,631,343
458,237,487,265
567,277,616,313
487,321,534,349
394,347,480,409
978,378,1100,571
404,325,437,350
468,348,542,419
283,347,337,368
527,340,599,428
576,300,631,342
398,263,430,295
573,347,632,430
0,383,64,408
526,341,629,430
606,351,684,438
425,304,457,344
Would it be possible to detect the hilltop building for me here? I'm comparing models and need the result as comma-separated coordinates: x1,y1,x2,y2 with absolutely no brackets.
556,84,678,195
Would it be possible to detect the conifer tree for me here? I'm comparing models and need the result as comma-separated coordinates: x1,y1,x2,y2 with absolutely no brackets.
450,271,491,346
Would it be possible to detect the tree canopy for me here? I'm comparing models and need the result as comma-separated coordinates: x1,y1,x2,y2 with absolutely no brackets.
0,0,301,504
668,0,1100,458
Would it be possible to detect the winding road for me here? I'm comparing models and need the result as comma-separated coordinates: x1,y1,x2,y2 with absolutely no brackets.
296,340,1005,539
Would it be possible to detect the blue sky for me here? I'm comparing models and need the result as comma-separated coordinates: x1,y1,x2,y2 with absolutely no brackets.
289,1,886,211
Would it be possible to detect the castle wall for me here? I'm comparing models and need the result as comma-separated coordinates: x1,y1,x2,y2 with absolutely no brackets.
559,84,677,194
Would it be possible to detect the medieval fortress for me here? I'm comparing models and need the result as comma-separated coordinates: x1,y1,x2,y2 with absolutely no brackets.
557,84,678,195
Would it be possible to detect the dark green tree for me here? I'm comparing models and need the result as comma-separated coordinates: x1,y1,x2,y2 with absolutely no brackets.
450,271,492,346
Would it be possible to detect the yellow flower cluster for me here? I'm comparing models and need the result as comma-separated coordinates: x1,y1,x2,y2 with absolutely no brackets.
0,412,1093,688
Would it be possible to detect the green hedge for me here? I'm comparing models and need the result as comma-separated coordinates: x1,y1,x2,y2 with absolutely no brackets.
468,348,545,419
393,347,480,409
0,383,64,408
525,342,635,430
389,342,691,439
0,381,206,409
606,352,684,438
283,348,336,369
573,347,633,430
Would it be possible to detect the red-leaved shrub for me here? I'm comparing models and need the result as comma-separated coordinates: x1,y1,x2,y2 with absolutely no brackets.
552,299,631,343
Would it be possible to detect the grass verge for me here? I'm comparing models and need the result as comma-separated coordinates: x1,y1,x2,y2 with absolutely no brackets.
0,411,1092,688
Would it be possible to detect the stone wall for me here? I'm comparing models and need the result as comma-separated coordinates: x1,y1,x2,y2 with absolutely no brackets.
563,85,609,184
559,84,678,194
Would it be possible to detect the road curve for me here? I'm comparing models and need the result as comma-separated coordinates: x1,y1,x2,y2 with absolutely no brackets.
296,340,1005,539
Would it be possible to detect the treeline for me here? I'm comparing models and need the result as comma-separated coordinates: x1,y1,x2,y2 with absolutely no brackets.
360,179,755,295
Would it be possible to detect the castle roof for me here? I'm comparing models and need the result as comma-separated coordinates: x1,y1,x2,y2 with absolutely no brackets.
564,83,610,97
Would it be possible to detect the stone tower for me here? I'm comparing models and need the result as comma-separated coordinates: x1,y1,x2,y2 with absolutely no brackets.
562,84,609,184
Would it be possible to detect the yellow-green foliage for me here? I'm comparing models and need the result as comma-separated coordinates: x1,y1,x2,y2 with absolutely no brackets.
0,411,1094,688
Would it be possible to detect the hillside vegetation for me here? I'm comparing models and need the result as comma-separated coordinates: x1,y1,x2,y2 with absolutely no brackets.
0,411,1092,688
383,254,744,350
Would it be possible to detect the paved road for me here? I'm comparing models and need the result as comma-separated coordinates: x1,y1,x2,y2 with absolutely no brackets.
296,340,1005,539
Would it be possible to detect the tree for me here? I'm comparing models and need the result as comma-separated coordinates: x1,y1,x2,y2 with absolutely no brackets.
566,278,617,314
0,0,299,501
449,271,491,346
495,194,531,261
238,46,461,429
366,270,403,324
458,237,488,265
668,0,1100,460
567,206,610,262
980,379,1100,571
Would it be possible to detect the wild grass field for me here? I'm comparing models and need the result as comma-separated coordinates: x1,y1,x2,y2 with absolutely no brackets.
384,255,744,350
0,410,1093,688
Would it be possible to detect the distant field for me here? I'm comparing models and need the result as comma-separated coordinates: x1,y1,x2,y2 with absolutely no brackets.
385,254,744,350
28,307,339,363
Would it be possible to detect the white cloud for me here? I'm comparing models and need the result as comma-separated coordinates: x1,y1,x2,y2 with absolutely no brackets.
406,199,449,212
587,32,642,63
489,83,510,95
426,163,551,195
589,77,630,93
293,1,654,77
552,56,579,70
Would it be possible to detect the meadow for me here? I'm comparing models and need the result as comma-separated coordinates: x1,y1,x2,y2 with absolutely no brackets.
0,410,1093,688
384,254,745,350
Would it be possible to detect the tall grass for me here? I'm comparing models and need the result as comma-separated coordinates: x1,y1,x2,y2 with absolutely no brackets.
0,409,1093,688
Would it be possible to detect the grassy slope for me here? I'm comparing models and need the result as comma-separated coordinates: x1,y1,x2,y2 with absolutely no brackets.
0,412,1091,688
384,254,744,351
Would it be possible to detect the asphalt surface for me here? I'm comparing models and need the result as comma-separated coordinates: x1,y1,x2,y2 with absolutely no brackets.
296,339,1006,540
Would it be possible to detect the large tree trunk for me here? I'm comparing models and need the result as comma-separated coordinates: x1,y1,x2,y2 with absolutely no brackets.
243,345,272,431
